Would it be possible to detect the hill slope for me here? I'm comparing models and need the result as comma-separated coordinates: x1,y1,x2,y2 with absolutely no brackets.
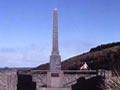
35,42,120,71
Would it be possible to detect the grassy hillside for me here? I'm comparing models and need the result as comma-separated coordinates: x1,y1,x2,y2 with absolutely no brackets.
35,42,120,71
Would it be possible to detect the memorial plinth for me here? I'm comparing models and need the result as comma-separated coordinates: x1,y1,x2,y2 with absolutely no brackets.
39,87,71,90
47,72,64,88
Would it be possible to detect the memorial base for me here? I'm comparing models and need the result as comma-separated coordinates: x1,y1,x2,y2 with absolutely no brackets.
47,72,64,88
39,87,71,90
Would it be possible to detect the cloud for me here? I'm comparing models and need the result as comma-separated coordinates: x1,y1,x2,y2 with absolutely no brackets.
75,40,95,53
0,48,17,53
0,44,49,67
0,41,96,67
60,40,96,60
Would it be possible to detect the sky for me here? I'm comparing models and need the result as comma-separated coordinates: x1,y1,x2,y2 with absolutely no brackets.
0,0,120,67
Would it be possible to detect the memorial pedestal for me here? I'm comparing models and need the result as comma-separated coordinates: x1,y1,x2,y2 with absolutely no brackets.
39,87,71,90
47,72,64,88
38,72,71,90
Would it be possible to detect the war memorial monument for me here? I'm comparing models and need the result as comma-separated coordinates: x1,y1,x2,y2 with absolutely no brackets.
0,8,112,90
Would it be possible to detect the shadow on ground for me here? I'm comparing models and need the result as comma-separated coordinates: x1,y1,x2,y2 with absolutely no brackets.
17,74,36,90
72,76,104,90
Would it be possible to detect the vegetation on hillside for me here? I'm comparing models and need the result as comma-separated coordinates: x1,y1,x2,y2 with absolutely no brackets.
105,77,120,90
35,42,120,72
102,70,120,90
90,42,120,52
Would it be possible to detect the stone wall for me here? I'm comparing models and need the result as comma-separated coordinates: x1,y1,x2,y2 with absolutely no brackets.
32,74,47,89
32,70,111,90
63,74,88,87
0,70,17,90
32,73,97,89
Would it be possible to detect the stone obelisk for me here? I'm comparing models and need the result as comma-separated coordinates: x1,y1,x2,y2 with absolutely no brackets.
38,8,71,90
50,8,61,72
47,8,64,88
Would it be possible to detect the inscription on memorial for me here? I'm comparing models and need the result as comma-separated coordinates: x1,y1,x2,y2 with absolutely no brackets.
51,73,59,77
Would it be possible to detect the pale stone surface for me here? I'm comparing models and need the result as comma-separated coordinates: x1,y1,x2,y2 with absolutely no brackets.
54,8,57,11
39,87,71,90
0,70,17,90
32,72,87,88
32,71,98,88
32,70,111,90
32,74,47,89
50,8,61,72
50,55,61,72
47,72,64,88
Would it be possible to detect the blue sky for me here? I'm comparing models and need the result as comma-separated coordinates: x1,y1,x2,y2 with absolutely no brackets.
0,0,120,67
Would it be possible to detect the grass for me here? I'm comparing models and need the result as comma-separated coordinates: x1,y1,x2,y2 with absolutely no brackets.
104,70,120,90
